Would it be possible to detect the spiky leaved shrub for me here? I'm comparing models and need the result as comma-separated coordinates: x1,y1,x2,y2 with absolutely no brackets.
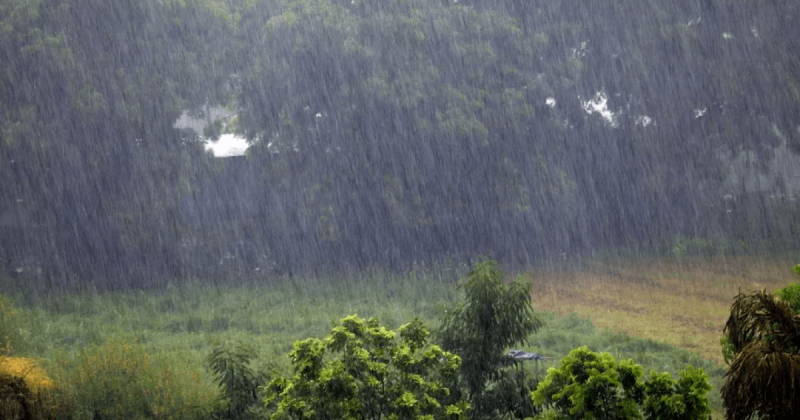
721,290,800,419
722,340,799,420
722,265,800,364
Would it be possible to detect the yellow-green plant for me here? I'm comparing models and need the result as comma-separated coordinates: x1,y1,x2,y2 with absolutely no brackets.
54,339,214,419
0,356,55,392
0,356,55,420
0,295,56,419
0,293,22,355
773,264,800,313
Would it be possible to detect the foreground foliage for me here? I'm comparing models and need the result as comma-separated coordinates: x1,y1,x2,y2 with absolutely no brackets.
0,258,737,418
532,346,711,420
721,288,800,420
262,314,468,420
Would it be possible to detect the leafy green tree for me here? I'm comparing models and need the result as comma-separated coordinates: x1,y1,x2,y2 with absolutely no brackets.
532,346,711,420
262,315,468,420
642,366,712,420
4,0,800,283
437,259,543,419
532,346,644,420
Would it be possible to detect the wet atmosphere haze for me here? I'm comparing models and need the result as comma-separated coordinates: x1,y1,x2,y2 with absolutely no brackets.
2,0,800,291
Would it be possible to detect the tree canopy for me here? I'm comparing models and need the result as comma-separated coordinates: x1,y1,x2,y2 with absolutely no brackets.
2,0,799,286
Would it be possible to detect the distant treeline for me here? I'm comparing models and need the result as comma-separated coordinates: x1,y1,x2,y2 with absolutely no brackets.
1,0,799,289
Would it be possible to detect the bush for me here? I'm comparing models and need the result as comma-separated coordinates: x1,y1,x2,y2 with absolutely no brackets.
53,339,214,419
642,366,712,420
0,296,56,419
531,346,711,420
774,282,800,314
0,356,55,420
773,264,800,313
262,314,468,420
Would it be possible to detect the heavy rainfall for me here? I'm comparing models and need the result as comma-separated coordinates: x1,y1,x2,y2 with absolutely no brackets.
1,1,799,419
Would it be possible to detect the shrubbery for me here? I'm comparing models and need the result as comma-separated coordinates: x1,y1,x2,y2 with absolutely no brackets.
532,346,711,420
0,356,55,420
52,339,214,419
262,315,468,420
773,264,800,313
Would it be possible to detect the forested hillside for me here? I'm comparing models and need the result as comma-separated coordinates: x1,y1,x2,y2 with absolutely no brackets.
2,0,799,288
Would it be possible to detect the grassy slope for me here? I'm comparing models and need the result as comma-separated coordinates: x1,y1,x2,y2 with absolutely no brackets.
3,255,796,417
528,254,798,419
528,255,798,365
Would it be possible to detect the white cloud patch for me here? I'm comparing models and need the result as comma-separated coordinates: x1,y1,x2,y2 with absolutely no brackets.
205,134,249,157
581,91,619,127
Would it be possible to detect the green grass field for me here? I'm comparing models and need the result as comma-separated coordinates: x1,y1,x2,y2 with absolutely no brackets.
2,255,796,418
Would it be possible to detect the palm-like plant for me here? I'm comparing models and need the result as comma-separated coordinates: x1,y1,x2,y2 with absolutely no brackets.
721,289,800,419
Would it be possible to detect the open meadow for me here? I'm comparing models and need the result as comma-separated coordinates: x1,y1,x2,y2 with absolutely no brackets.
528,254,799,365
1,254,797,418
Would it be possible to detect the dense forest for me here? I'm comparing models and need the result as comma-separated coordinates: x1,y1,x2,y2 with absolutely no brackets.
1,0,799,289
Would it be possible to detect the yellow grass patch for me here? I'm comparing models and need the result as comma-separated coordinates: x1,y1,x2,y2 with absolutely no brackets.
528,255,798,365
